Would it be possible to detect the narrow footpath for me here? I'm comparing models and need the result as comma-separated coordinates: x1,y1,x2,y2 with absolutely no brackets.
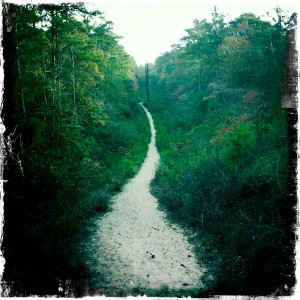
81,103,205,294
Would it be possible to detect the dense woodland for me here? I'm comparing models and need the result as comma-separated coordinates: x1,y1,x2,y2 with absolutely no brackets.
1,4,150,295
147,7,296,295
0,3,297,297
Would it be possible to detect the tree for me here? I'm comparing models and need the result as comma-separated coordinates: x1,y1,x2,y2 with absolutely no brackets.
1,3,144,295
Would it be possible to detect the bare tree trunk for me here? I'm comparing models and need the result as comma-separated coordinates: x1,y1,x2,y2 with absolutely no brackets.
15,23,26,117
56,47,62,154
51,10,56,152
69,46,78,124
16,52,26,117
43,55,48,143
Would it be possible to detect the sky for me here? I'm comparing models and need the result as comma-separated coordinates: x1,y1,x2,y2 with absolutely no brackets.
86,0,299,66
5,0,299,66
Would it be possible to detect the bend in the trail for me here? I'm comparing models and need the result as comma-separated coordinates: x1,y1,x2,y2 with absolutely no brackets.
80,103,206,295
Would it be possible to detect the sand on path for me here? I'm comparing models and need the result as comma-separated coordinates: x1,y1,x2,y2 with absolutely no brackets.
81,103,205,292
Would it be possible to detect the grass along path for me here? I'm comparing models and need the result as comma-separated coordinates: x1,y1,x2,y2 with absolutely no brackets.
80,103,205,296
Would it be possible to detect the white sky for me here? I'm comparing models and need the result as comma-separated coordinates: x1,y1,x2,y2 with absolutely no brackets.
5,0,299,66
86,0,299,66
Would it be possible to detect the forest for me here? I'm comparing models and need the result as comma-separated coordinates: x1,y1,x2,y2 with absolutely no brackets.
0,3,297,297
147,7,297,295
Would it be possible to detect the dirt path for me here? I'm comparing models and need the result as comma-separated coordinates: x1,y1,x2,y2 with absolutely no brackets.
81,103,205,294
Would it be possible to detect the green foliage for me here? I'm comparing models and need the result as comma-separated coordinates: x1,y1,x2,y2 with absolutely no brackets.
215,120,257,166
147,7,295,296
2,3,295,296
118,118,150,178
2,3,148,295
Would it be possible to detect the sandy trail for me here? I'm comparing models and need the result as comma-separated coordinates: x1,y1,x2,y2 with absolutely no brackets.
81,103,205,293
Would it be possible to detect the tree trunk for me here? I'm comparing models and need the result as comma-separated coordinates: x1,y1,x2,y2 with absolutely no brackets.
15,23,26,117
69,46,78,124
